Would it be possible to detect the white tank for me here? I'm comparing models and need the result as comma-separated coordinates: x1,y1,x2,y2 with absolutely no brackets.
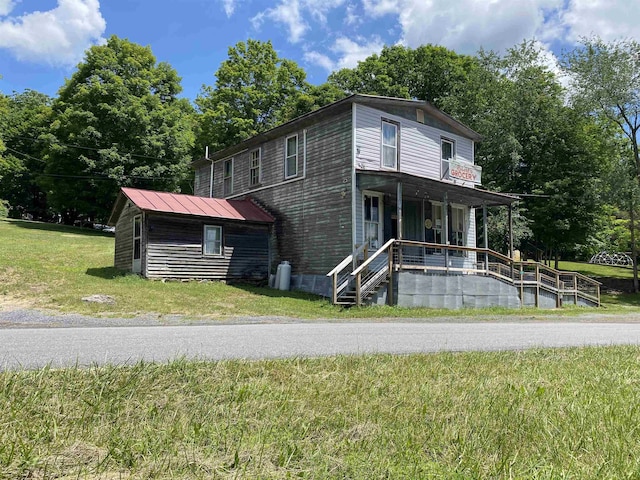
278,261,291,291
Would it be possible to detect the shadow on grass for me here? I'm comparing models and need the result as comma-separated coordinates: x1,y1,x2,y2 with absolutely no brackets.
232,283,326,301
601,292,640,307
3,218,114,237
86,267,129,279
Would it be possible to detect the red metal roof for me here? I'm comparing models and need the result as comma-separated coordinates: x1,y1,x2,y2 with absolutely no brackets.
120,188,274,223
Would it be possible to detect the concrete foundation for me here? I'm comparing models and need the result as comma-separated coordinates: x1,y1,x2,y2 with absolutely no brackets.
395,272,521,309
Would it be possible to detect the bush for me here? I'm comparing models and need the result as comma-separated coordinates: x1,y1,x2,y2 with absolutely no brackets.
0,199,9,218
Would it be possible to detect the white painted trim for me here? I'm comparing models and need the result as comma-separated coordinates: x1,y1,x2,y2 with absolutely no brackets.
380,119,399,170
223,157,234,197
203,224,224,256
132,214,142,273
352,103,357,250
284,134,298,179
362,190,384,250
249,148,262,187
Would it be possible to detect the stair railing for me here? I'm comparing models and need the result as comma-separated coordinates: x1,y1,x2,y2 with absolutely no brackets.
326,242,369,304
351,238,396,306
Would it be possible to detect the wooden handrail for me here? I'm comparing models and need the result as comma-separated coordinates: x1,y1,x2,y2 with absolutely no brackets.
397,240,513,264
326,242,369,277
351,238,396,277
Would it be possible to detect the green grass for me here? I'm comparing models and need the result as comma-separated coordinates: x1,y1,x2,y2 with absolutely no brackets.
557,260,634,279
3,347,640,478
2,218,640,316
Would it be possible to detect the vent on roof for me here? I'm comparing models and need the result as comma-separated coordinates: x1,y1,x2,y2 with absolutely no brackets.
416,109,425,124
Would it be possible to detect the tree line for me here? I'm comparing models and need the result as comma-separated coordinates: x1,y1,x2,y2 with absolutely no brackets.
1,35,639,283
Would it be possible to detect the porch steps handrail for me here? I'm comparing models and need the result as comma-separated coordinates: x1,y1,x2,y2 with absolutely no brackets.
351,238,396,277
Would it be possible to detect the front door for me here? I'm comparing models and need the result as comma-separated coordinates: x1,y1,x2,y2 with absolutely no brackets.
132,215,142,273
363,192,383,250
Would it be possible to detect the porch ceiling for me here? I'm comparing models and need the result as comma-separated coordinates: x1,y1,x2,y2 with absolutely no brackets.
357,172,518,208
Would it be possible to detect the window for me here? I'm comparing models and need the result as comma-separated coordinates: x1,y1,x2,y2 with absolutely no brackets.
250,149,261,186
204,225,222,256
132,215,142,273
451,206,466,251
285,135,298,178
223,158,233,196
432,204,443,249
441,138,455,179
364,193,382,250
382,120,398,169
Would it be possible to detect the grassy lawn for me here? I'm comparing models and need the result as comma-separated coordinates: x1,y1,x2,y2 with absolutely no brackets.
557,260,634,279
2,347,640,478
2,217,640,317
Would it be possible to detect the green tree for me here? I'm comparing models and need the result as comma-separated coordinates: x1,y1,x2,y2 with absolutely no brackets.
195,40,308,152
562,36,640,290
41,36,195,223
442,42,608,262
328,44,477,107
0,89,52,219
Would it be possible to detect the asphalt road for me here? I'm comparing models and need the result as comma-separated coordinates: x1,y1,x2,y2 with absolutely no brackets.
4,321,640,370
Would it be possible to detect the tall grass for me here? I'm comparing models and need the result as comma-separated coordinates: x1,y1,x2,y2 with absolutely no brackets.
2,347,640,478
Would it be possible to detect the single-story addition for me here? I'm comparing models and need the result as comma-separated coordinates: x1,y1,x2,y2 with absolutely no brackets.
107,187,275,281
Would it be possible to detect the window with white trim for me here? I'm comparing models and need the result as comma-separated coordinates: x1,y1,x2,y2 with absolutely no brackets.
223,158,233,196
133,215,142,260
432,203,443,250
441,138,455,179
381,120,398,169
250,149,261,186
451,206,466,249
203,225,222,256
364,193,383,250
285,135,298,178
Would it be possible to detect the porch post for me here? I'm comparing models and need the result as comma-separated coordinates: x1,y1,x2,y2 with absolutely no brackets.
483,203,489,272
508,203,514,259
397,181,403,269
508,203,514,281
396,181,403,240
443,192,449,272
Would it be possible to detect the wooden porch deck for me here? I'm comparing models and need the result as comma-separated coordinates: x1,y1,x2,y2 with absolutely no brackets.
327,240,601,308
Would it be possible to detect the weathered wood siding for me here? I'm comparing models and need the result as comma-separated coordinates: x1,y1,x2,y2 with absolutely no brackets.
355,104,475,185
145,214,270,280
194,164,212,197
114,201,141,272
202,111,353,275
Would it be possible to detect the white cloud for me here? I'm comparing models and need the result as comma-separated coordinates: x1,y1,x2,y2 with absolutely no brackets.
344,3,359,26
0,0,106,65
252,0,308,43
393,0,563,55
303,50,335,71
362,0,399,17
305,35,384,72
252,0,346,44
559,0,640,43
0,0,15,16
221,0,237,17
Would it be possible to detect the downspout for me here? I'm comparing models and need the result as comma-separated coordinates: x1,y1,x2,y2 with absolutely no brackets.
207,146,214,198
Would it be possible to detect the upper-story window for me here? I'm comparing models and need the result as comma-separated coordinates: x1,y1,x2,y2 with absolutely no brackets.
285,135,298,178
441,138,455,179
250,149,261,186
223,158,233,196
381,120,398,169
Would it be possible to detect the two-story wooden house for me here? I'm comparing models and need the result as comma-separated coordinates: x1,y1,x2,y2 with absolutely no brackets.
111,94,600,308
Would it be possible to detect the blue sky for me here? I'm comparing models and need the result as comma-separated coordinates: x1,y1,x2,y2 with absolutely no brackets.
1,0,639,102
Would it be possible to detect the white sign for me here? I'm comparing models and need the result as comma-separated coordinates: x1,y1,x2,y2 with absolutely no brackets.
449,160,482,185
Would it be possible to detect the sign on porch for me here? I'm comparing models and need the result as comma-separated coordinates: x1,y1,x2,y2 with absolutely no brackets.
449,160,482,185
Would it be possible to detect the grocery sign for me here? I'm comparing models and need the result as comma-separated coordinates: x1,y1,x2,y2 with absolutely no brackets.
449,159,482,185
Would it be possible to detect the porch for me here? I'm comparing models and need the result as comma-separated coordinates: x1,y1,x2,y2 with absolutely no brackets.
327,240,601,308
